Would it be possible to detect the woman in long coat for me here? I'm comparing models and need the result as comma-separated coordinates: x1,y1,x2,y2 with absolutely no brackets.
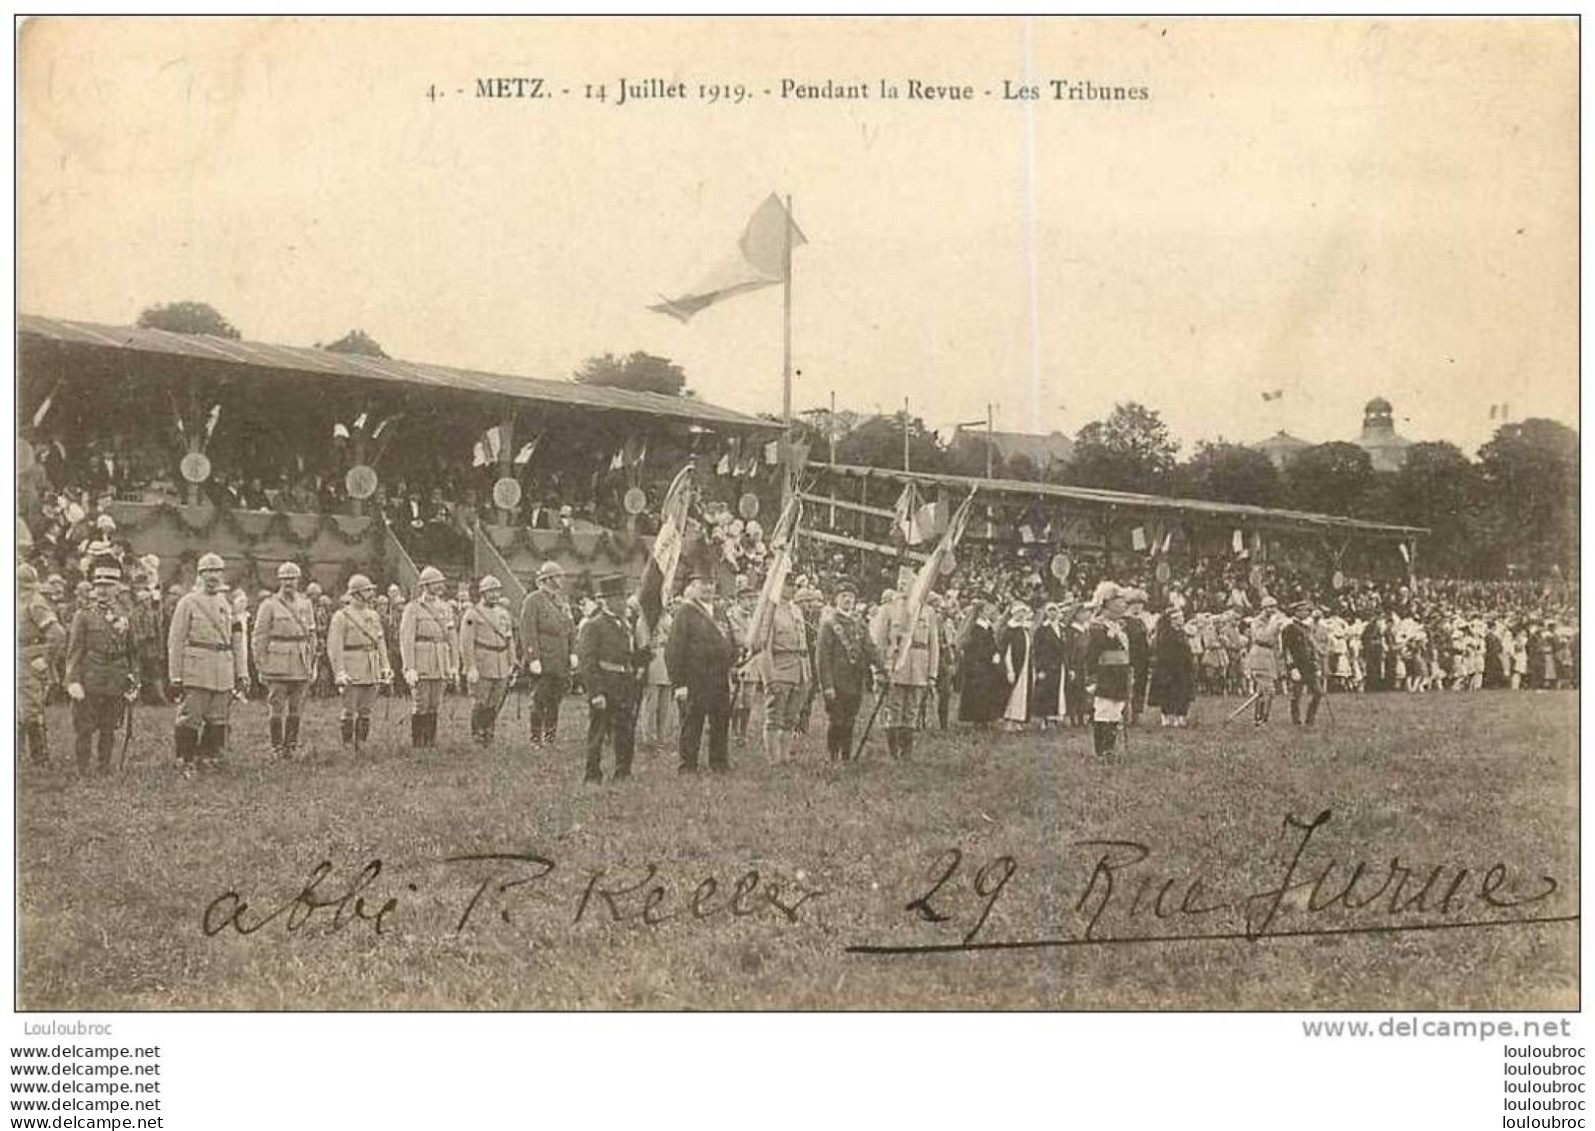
999,603,1033,730
957,600,1007,725
1062,603,1092,727
1030,603,1067,726
1147,607,1196,726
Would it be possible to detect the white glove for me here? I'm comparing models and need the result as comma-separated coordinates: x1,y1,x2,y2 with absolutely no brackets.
674,686,689,703
29,657,46,673
404,668,419,685
335,671,350,688
67,682,85,701
466,667,479,685
569,653,579,670
527,659,543,675
590,694,607,710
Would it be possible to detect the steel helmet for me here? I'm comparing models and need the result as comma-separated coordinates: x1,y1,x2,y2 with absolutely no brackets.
198,552,226,573
17,562,38,586
277,561,302,581
346,573,376,595
418,566,446,586
536,561,563,583
479,576,503,593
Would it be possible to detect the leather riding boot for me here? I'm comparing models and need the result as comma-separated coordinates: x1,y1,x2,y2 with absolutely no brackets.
269,717,284,756
340,718,354,746
410,715,424,748
285,716,301,754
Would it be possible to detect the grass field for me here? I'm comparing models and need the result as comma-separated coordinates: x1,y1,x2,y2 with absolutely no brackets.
16,688,1578,1011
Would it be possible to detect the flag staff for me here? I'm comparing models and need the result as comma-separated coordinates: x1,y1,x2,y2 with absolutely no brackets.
781,194,795,506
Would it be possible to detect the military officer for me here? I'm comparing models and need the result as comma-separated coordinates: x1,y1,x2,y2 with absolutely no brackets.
400,565,457,748
1084,582,1133,756
252,561,318,758
461,575,518,746
754,571,810,764
519,560,577,746
167,552,249,769
18,562,66,766
869,566,939,761
576,574,642,784
327,573,393,751
64,564,138,775
814,579,876,762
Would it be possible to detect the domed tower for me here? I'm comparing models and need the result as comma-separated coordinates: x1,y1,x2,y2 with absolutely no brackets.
1354,396,1412,472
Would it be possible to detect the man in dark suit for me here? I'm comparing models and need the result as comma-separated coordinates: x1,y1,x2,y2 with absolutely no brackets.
1281,599,1323,725
815,579,877,761
665,568,735,774
576,574,642,784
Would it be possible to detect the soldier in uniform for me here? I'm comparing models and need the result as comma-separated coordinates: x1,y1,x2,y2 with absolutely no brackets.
400,565,457,749
327,574,393,751
64,564,138,775
814,579,877,761
1281,599,1324,726
869,566,940,761
1084,581,1133,756
461,575,518,746
1123,588,1151,725
752,572,810,764
18,562,66,766
252,562,317,758
665,568,736,774
576,574,642,784
519,560,577,746
167,552,249,769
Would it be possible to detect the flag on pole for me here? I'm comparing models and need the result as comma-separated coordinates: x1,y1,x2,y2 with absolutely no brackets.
891,491,977,677
30,387,56,429
473,425,505,468
473,523,528,611
513,436,540,466
1131,526,1148,552
650,194,807,323
745,495,803,655
1232,528,1245,554
638,464,694,634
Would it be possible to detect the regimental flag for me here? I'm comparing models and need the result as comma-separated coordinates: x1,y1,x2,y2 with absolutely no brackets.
638,464,694,634
473,425,506,468
384,522,421,593
513,435,541,466
473,523,528,610
649,194,807,323
891,491,977,678
745,495,803,656
716,452,732,476
892,481,920,543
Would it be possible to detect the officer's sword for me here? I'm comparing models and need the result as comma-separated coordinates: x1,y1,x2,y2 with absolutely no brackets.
118,676,140,772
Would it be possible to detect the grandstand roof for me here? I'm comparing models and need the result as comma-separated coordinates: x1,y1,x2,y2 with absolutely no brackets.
17,314,779,432
812,461,1426,539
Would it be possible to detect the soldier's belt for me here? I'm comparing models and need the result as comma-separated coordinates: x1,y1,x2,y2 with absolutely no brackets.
474,640,507,651
908,643,931,650
598,661,630,673
191,641,234,652
343,643,378,651
772,647,807,655
269,634,311,642
416,636,450,645
1097,650,1129,664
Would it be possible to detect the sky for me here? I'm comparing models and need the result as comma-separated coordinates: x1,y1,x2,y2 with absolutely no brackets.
18,16,1578,458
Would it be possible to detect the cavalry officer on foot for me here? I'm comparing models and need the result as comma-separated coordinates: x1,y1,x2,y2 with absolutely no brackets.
252,561,317,758
1084,582,1133,756
167,553,248,770
63,564,135,775
18,562,66,767
400,566,457,749
519,560,576,747
327,574,392,751
870,566,939,761
1281,599,1324,726
576,574,641,784
461,575,517,746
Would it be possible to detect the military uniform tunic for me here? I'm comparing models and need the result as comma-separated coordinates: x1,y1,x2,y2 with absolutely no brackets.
400,595,457,714
253,590,317,722
327,603,392,720
65,598,136,769
519,587,576,742
167,588,248,731
19,592,64,729
870,597,940,731
461,601,517,712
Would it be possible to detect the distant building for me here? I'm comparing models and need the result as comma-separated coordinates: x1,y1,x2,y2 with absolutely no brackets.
1255,430,1312,471
951,426,1075,473
1250,397,1414,473
1353,396,1414,472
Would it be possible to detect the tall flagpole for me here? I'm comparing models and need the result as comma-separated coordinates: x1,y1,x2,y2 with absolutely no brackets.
781,194,795,506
